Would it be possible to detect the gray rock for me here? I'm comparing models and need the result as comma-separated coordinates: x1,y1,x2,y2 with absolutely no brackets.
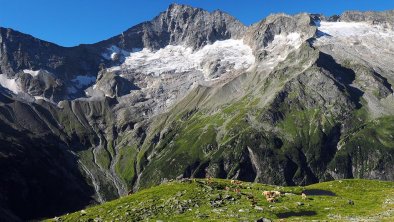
244,13,316,58
254,206,264,211
102,3,246,51
340,10,394,28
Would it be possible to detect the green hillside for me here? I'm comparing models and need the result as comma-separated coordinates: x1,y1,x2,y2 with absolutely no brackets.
48,179,394,221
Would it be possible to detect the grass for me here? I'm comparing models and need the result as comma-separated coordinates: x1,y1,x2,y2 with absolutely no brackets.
96,146,111,170
343,116,394,151
48,179,394,221
115,146,138,186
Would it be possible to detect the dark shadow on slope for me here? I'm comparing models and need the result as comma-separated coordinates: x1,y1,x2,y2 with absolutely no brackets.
371,71,393,97
297,148,320,185
193,161,211,178
217,159,228,179
284,156,298,186
321,125,341,165
311,124,342,178
315,30,332,38
0,134,96,221
316,52,364,109
0,206,22,222
114,76,141,96
303,189,336,196
276,210,317,218
283,148,320,186
0,88,15,104
283,125,342,186
237,148,257,182
183,161,201,178
373,71,393,93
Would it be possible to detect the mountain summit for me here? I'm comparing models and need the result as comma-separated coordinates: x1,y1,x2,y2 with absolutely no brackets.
0,4,394,221
105,3,246,50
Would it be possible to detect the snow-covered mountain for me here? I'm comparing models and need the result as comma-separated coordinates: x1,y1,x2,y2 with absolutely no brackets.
1,4,394,221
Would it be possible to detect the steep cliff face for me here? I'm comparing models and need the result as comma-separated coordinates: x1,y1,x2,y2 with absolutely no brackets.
0,4,394,221
98,3,246,51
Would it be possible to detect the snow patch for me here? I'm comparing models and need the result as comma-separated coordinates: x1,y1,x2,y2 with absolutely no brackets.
102,45,142,60
72,75,96,86
34,96,55,104
0,74,22,94
68,75,96,94
319,22,375,37
315,21,394,50
110,52,118,60
317,21,394,39
262,32,303,68
269,32,302,50
23,69,40,77
118,39,255,77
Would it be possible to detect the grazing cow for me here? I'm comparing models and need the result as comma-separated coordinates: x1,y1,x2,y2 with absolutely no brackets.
263,191,281,199
263,191,271,198
263,190,281,202
230,179,242,185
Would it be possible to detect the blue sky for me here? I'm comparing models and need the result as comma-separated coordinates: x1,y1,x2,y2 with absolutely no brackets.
0,0,393,47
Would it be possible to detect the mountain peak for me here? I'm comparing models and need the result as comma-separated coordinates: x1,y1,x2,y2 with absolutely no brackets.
100,3,246,51
167,3,201,11
163,3,205,19
165,3,233,19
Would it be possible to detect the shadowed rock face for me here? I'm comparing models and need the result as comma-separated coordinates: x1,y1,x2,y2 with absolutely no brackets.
0,140,95,220
0,103,96,220
1,4,394,221
0,28,103,102
0,27,102,78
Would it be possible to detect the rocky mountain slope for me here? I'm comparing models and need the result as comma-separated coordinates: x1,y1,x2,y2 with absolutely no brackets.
0,4,394,221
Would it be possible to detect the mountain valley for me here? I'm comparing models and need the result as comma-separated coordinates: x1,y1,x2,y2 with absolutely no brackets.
0,4,394,221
